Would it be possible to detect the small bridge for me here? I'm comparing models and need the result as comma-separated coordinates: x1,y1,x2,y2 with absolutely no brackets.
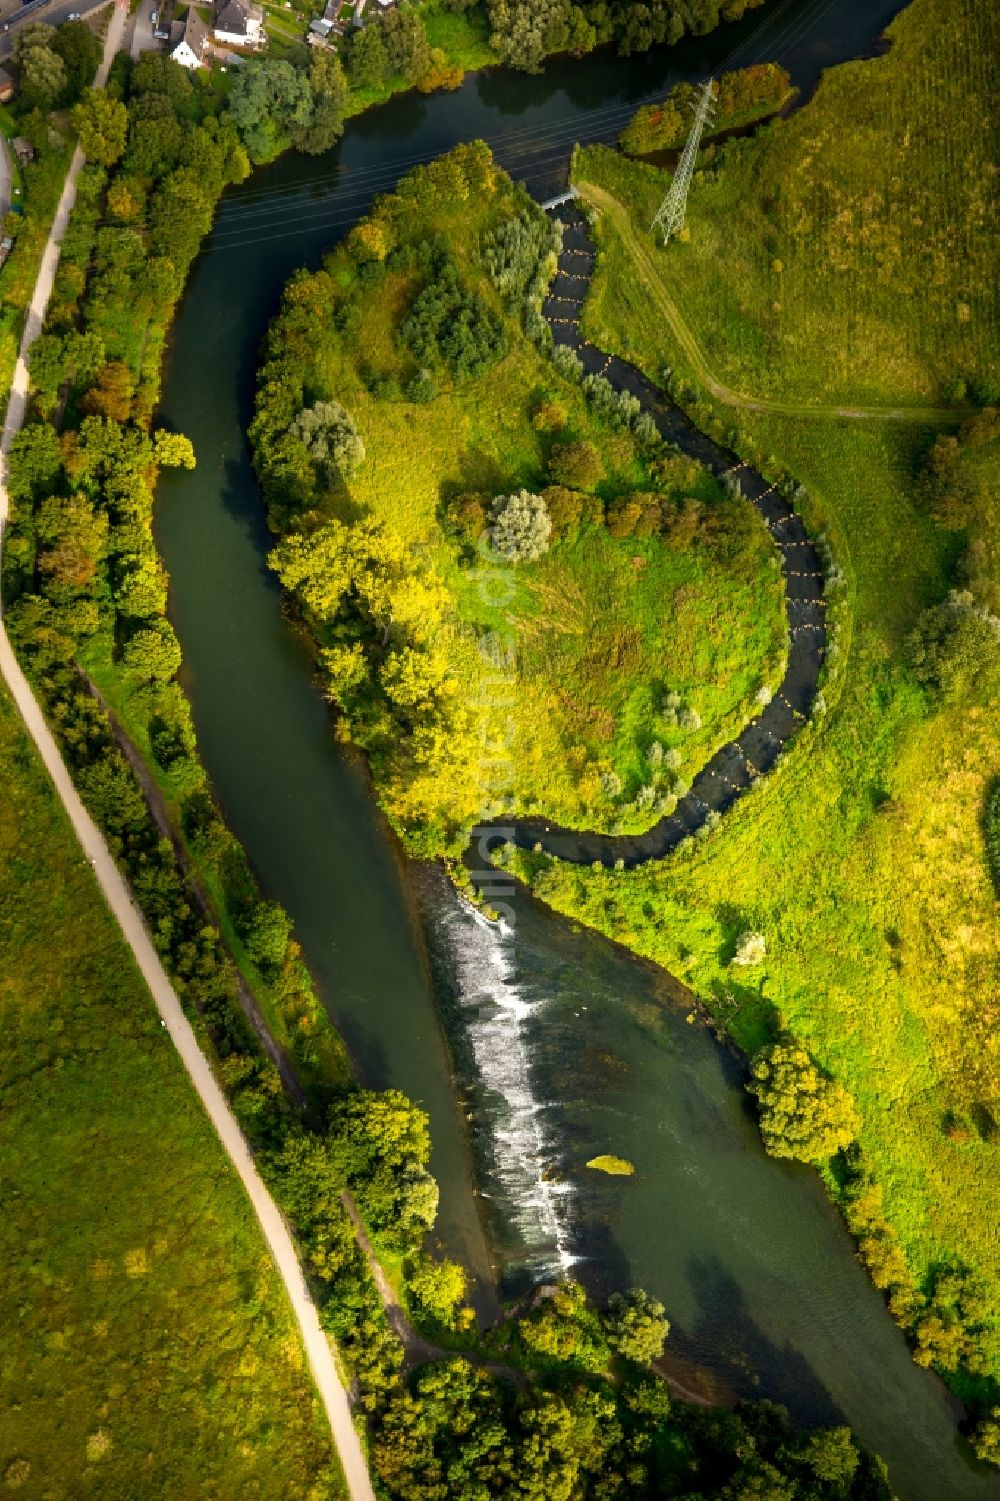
539,187,579,211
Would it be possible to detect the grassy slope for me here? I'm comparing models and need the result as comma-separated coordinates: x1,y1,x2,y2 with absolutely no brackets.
0,684,344,1498
611,0,1000,408
303,179,784,831
504,0,1000,1373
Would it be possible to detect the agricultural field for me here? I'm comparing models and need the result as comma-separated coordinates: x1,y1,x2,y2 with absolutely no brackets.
0,683,344,1498
588,0,1000,410
504,0,1000,1395
252,145,786,852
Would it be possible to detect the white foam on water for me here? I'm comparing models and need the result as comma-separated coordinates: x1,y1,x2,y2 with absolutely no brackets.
440,894,577,1278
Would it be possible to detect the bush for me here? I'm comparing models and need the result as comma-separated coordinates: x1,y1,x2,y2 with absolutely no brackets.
749,1040,859,1163
482,209,559,307
121,621,182,681
986,782,1000,894
490,489,551,563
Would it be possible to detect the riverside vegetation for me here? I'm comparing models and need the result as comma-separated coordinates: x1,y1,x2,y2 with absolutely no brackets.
488,0,1000,1456
0,34,894,1501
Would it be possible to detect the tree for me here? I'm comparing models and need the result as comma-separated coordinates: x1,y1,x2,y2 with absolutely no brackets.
731,929,766,966
19,40,66,107
348,24,388,89
406,1251,468,1326
603,1288,669,1364
72,89,128,167
51,19,102,104
290,400,365,482
121,621,183,681
973,1410,1000,1467
81,361,136,423
240,898,293,968
417,47,464,93
380,8,431,83
227,58,312,163
153,429,196,469
907,591,1000,699
749,1041,859,1163
295,50,349,156
548,439,604,490
8,422,63,503
490,490,551,562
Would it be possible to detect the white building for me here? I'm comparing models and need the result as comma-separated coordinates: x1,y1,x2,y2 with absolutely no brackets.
213,0,265,47
170,6,209,68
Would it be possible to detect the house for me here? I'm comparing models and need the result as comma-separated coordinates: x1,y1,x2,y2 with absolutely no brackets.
309,15,333,34
352,0,366,24
11,137,36,165
153,0,174,39
213,0,264,47
170,6,209,68
0,68,15,104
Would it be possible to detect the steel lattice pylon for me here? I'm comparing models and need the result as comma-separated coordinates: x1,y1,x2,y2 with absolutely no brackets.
651,79,716,244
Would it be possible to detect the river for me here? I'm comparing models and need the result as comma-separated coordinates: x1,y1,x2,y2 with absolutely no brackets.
152,4,1000,1496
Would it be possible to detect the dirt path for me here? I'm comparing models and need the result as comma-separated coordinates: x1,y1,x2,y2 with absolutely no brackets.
577,181,966,427
0,20,375,1501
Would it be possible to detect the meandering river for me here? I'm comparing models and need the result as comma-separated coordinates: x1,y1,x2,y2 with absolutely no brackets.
153,5,1000,1496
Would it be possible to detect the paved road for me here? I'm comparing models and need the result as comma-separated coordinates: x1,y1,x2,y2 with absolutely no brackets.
0,132,10,226
0,15,377,1501
579,181,969,426
0,0,109,59
129,0,158,59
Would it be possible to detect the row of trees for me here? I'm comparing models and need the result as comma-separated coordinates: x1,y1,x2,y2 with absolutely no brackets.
620,63,792,155
487,0,766,72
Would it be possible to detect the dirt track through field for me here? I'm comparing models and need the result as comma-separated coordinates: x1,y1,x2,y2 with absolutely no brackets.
479,200,826,868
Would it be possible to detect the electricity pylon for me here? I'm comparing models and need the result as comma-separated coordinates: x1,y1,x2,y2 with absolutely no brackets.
651,78,716,244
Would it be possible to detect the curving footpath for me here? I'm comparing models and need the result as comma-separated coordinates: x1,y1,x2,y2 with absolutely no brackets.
0,14,376,1501
491,200,826,869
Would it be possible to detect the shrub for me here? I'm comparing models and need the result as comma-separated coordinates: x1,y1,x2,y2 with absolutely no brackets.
482,209,559,307
548,438,604,489
986,782,1000,894
541,484,585,539
749,1041,859,1163
444,492,488,545
490,489,551,563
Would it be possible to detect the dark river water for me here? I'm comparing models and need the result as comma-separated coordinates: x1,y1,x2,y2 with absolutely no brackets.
153,5,1000,1496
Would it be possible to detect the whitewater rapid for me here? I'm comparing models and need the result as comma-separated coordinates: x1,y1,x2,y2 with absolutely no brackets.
436,895,577,1278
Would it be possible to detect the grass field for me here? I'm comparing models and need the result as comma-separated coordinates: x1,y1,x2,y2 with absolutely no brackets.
256,151,785,844
0,684,345,1498
497,0,1000,1393
597,0,1000,409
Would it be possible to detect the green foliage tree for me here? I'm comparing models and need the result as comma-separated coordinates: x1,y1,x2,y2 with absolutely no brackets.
379,7,431,83
749,1041,859,1163
15,25,67,108
548,439,604,490
973,1410,1000,1467
295,51,349,156
907,590,1000,698
603,1287,669,1364
121,621,183,681
348,24,389,89
153,430,197,470
240,898,293,969
51,19,102,104
227,59,312,163
405,1251,468,1327
490,489,551,562
72,89,129,168
400,248,508,379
